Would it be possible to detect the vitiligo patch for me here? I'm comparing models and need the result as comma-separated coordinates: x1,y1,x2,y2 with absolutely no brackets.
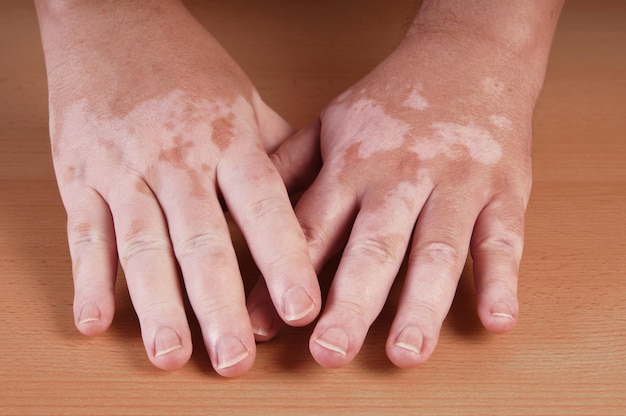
402,88,429,111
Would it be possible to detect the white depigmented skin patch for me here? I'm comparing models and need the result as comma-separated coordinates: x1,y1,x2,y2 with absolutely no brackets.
402,87,429,111
375,178,434,215
53,89,252,175
323,97,411,160
322,89,502,165
489,114,513,131
417,122,503,165
49,89,260,207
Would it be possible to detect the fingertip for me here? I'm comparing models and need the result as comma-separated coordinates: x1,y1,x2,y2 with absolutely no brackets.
149,326,192,371
386,326,436,369
248,302,283,342
74,300,114,336
211,335,256,378
479,301,519,334
309,327,353,369
246,279,285,341
280,285,321,327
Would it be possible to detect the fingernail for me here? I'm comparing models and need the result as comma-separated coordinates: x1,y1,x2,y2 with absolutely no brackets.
394,326,423,355
491,302,515,321
154,327,183,358
249,304,273,338
216,336,250,370
314,328,349,356
78,302,101,325
282,286,316,322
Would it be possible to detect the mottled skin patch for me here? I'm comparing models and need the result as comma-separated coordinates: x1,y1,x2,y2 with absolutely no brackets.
158,136,195,169
313,44,535,237
211,114,235,151
340,141,421,190
134,178,154,197
72,222,93,237
338,140,426,215
50,90,255,202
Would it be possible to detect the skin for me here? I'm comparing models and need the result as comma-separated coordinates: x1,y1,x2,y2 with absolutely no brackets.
250,0,565,368
35,0,322,377
36,0,564,375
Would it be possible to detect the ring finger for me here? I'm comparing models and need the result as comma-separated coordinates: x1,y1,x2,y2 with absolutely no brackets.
386,186,483,368
106,177,192,371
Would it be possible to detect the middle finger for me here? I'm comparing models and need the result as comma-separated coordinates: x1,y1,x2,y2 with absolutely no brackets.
309,181,430,368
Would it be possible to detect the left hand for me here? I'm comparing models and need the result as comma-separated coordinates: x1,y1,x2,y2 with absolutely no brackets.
247,22,547,368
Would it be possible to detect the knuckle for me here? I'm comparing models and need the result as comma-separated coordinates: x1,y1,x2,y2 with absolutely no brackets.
121,233,170,264
268,149,288,171
67,222,111,250
174,231,234,265
413,241,463,267
333,298,373,331
68,224,108,246
300,222,327,251
347,233,402,266
473,232,524,259
188,299,234,323
264,250,302,279
240,196,286,226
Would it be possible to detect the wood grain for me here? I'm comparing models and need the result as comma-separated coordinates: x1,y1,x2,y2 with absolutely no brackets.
1,0,624,414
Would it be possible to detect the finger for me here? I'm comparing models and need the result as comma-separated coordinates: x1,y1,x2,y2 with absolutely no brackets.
65,188,117,336
106,178,192,371
269,120,322,193
246,170,358,339
386,189,481,368
309,185,426,368
252,90,294,154
470,195,526,333
154,165,256,377
295,171,359,269
246,279,284,342
219,149,321,327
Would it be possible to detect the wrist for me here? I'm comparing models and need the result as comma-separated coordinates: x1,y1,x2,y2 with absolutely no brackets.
403,0,563,95
34,0,183,19
34,0,188,70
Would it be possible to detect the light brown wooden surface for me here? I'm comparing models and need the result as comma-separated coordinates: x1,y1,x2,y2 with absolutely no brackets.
1,1,625,414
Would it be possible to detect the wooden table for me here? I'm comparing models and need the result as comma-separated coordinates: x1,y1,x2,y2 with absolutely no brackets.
1,1,625,414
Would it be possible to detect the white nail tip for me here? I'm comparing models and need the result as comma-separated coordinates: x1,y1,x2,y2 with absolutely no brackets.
314,339,347,356
285,302,316,322
394,341,421,355
253,327,270,338
217,350,250,370
492,312,515,320
155,344,183,358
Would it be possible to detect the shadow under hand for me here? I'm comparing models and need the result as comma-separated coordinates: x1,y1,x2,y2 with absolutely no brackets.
262,252,343,373
446,259,485,338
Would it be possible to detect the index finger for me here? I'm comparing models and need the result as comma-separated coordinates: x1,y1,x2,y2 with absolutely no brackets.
218,148,321,326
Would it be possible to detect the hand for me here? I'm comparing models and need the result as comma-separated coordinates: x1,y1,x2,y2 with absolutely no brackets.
36,0,321,376
248,3,560,368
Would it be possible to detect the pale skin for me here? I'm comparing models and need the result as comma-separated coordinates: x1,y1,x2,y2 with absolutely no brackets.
35,0,563,375
249,0,564,368
35,0,321,377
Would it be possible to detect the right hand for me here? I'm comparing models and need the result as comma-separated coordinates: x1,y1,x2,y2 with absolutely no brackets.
36,0,321,377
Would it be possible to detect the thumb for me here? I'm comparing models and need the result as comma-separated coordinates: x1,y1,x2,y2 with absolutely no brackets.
270,119,322,194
